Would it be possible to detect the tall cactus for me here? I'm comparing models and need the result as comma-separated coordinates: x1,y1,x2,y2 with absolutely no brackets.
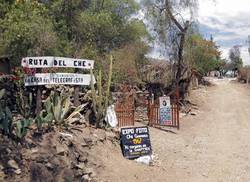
90,55,113,128
104,55,113,109
0,89,13,135
17,91,33,119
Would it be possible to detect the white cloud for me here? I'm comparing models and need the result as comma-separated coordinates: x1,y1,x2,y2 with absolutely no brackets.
198,0,250,64
219,46,250,66
242,47,250,65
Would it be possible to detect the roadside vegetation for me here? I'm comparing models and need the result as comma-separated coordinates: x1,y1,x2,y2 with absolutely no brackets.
0,0,231,144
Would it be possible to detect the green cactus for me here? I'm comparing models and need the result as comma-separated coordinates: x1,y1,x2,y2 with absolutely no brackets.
0,89,13,135
35,90,86,129
15,118,33,139
0,89,5,99
39,91,71,126
35,110,53,129
50,91,71,124
105,55,113,109
16,88,34,119
90,55,113,128
0,105,12,134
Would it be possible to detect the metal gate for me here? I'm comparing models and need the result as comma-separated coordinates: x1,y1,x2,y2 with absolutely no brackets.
115,91,135,127
148,88,180,129
115,105,135,127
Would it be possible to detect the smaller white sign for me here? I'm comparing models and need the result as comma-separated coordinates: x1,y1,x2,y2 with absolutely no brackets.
159,96,171,108
21,56,94,69
159,96,172,125
24,73,96,86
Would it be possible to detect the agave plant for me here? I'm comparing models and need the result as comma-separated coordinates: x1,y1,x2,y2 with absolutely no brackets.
36,89,88,129
16,91,33,119
0,89,13,135
41,91,71,125
15,118,33,139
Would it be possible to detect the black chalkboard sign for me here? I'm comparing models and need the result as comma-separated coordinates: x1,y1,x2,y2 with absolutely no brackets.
120,126,152,159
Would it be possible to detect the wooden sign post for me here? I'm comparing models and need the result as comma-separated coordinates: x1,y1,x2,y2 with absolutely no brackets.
21,56,95,115
74,68,80,107
35,68,42,115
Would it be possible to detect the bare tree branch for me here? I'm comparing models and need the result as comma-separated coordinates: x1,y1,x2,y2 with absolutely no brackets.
164,1,184,32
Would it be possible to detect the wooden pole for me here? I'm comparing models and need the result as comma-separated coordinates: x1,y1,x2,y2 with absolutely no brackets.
74,68,80,107
176,84,180,130
35,68,42,115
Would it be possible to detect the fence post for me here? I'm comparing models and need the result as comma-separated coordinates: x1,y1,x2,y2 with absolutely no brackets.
176,85,180,130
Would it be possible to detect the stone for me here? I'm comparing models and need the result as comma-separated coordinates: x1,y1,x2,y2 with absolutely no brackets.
75,169,83,177
82,174,91,181
45,163,53,169
34,153,51,162
8,160,19,169
84,168,95,175
75,162,85,170
93,129,106,142
0,171,5,181
83,137,93,146
78,154,88,163
56,168,74,182
56,145,66,156
190,112,197,116
192,106,199,110
14,169,21,175
31,148,39,153
105,131,117,140
90,171,97,178
30,162,54,182
81,140,89,147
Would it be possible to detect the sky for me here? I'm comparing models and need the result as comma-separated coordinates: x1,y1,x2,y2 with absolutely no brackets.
136,0,250,63
198,0,250,65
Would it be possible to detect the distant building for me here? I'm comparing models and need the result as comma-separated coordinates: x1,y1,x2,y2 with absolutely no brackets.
0,56,11,74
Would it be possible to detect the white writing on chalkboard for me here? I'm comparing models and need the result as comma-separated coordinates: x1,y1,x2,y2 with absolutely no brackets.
120,127,152,159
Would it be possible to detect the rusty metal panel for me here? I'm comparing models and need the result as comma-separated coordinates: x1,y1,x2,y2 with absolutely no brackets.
115,92,135,127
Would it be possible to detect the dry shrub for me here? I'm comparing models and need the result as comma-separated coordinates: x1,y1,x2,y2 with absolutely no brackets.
141,60,173,87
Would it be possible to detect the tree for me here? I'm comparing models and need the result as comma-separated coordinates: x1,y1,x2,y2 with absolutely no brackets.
0,0,150,73
185,34,222,76
0,1,59,66
111,41,149,86
143,0,198,85
229,45,243,75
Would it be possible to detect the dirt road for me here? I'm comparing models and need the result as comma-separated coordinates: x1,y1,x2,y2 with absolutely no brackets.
98,78,250,182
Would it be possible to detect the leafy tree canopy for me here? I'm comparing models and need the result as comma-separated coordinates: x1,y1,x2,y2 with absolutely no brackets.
185,34,222,75
0,0,149,68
